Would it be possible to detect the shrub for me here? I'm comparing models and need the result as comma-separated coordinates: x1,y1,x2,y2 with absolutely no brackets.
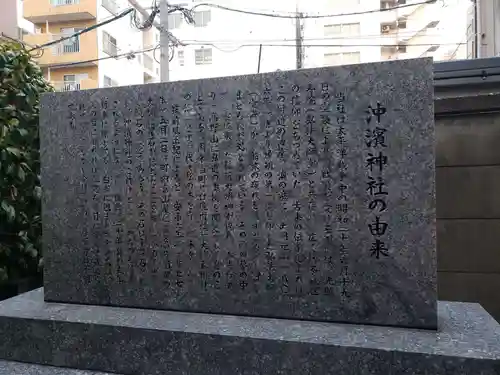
0,43,53,283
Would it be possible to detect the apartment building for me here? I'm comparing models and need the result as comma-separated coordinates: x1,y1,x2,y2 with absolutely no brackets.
167,0,297,81
22,0,160,92
164,0,470,81
303,0,470,68
0,0,34,43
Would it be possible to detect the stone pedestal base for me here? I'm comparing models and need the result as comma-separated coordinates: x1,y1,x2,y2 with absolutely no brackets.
0,360,118,374
0,289,499,375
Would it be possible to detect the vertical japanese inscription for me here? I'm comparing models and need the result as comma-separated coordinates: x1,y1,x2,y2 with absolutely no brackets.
158,96,172,290
111,103,124,284
100,97,112,287
365,103,389,259
319,83,336,296
43,59,435,328
134,103,147,284
89,104,101,278
335,89,350,298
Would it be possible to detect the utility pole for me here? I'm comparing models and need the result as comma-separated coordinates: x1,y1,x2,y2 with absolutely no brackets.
295,11,303,69
159,0,170,82
257,44,262,73
475,0,500,58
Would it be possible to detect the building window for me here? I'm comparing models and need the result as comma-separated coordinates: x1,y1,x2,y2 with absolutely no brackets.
194,10,211,27
57,27,82,54
57,73,88,91
103,75,118,87
168,13,183,29
398,18,407,29
324,23,360,37
178,50,185,66
380,0,393,10
103,31,118,56
324,52,360,66
398,44,407,53
195,48,212,65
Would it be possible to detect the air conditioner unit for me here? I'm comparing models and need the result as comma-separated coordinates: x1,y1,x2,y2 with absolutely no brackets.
382,25,391,32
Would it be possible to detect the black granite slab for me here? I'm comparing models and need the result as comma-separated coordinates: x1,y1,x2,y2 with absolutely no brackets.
0,289,498,375
40,58,436,328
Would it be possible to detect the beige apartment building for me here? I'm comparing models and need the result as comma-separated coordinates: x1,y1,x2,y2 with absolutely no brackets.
22,0,160,91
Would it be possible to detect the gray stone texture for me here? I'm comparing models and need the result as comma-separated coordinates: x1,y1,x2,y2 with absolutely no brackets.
40,58,436,328
438,272,500,325
0,289,498,375
0,361,118,375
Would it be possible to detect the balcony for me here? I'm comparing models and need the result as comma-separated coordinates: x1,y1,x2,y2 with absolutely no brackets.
52,78,97,91
23,0,97,23
379,0,430,23
23,31,98,67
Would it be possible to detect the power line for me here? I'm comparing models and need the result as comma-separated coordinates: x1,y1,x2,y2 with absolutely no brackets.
47,45,158,69
28,8,135,53
178,30,478,45
191,0,440,19
183,41,467,49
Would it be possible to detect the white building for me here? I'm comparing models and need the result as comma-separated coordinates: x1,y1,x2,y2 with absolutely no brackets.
164,0,471,81
166,0,297,81
0,0,34,42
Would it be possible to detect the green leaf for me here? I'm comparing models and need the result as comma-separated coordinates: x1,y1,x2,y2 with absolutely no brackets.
18,167,25,181
6,147,20,157
8,118,19,127
1,200,15,221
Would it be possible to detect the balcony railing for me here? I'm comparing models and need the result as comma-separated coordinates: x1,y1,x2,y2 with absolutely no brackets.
50,0,80,6
53,78,97,91
53,81,81,91
102,0,118,14
23,31,98,66
52,38,80,55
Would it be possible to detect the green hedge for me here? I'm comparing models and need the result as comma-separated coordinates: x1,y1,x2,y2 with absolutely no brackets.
0,43,53,283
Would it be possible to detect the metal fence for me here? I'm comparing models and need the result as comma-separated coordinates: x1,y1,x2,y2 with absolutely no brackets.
50,0,80,6
53,82,81,92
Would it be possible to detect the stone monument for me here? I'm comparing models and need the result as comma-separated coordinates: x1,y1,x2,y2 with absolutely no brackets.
0,57,499,375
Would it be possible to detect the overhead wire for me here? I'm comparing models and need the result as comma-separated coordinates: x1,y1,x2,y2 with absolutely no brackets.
178,30,478,44
191,0,441,19
27,7,135,53
47,45,158,69
183,41,467,48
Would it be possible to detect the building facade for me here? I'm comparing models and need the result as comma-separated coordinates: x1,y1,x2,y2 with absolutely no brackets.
0,0,34,43
166,0,297,81
165,0,470,81
22,0,160,91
